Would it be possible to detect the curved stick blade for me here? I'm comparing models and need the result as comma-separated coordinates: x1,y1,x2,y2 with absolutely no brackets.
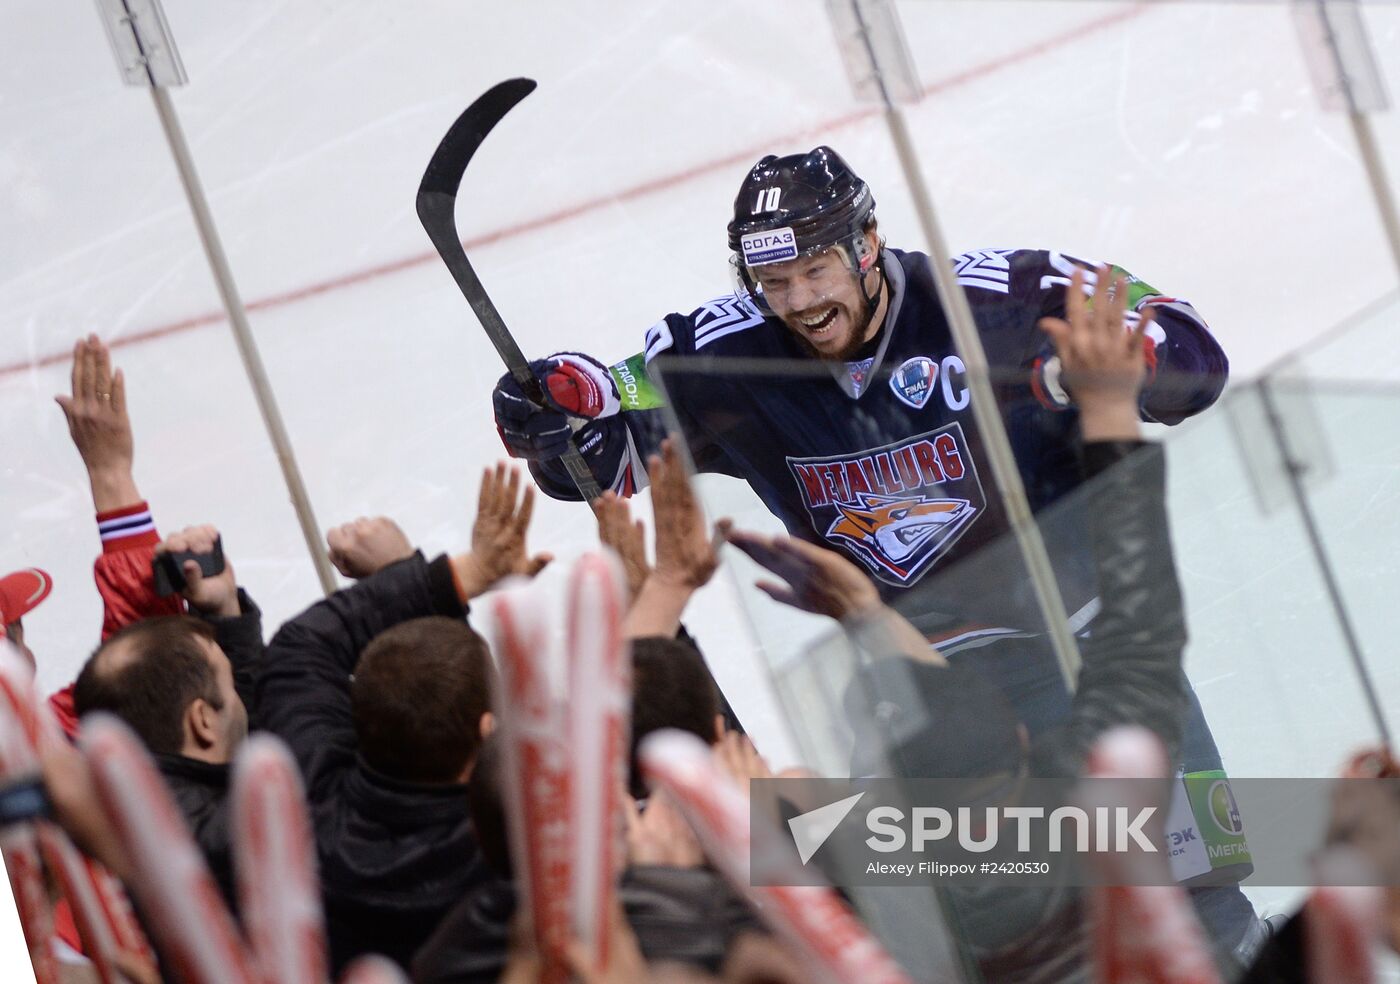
416,78,537,231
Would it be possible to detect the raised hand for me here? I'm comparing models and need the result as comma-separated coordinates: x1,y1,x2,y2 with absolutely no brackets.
649,438,727,593
54,334,139,512
1037,265,1153,441
156,525,239,617
593,492,650,603
452,463,553,600
622,439,731,637
326,516,415,580
725,530,879,621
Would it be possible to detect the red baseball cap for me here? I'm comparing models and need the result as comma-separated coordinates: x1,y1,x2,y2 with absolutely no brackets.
0,569,53,627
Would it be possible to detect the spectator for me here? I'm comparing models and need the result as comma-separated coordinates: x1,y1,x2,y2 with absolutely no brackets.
36,333,243,967
256,465,548,974
70,522,263,912
49,335,193,736
629,636,722,798
411,733,766,984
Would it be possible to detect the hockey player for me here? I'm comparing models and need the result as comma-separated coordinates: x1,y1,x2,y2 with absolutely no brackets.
493,147,1227,639
492,148,1256,954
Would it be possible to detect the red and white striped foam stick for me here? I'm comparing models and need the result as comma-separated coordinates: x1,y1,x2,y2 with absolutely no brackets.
0,648,153,976
81,714,259,984
1300,845,1384,984
640,730,913,984
232,734,330,984
30,691,150,960
0,645,62,984
1,827,57,984
489,584,573,984
35,827,126,984
1304,885,1381,984
339,955,411,984
1083,727,1221,984
565,552,631,968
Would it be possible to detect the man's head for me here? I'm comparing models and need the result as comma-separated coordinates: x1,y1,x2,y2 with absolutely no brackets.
74,615,247,763
351,616,494,785
0,568,53,672
629,636,723,798
728,147,885,361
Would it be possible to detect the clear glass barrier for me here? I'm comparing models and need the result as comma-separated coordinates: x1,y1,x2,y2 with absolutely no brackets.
7,0,1400,981
655,348,1399,980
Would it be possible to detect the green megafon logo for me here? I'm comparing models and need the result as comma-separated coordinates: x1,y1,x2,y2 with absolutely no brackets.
1208,780,1244,835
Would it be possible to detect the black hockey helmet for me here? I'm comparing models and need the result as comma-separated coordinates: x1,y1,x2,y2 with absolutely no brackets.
726,147,880,312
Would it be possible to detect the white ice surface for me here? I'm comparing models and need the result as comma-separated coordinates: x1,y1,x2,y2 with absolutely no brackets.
5,1,1400,978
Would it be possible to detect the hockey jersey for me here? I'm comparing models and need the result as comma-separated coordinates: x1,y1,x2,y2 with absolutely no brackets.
529,248,1227,637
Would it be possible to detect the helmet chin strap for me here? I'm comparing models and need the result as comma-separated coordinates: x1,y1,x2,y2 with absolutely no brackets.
848,241,885,320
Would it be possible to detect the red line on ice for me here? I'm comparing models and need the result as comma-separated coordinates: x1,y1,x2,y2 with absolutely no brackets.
0,4,1147,381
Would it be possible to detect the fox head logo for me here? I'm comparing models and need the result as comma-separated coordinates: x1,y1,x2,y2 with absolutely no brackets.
827,493,973,580
788,423,986,587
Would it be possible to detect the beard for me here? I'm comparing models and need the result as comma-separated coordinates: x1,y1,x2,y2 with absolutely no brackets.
784,302,873,361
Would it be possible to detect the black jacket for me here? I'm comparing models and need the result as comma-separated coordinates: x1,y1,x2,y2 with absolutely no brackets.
1037,439,1189,777
153,588,263,913
156,754,236,911
256,552,490,975
411,866,766,984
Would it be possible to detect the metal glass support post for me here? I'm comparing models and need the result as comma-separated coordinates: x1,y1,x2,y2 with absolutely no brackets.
92,0,337,596
1293,0,1400,281
828,0,1083,690
1256,380,1393,747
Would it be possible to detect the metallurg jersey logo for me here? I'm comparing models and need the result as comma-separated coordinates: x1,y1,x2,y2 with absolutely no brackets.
787,422,986,586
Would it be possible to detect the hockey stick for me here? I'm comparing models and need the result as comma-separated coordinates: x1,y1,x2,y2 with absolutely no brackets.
417,78,602,502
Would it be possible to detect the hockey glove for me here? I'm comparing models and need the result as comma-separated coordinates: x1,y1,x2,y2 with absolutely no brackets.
524,416,639,500
493,353,621,461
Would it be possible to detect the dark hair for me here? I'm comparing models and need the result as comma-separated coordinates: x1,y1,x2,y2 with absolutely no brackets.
629,636,721,798
73,616,221,756
466,734,511,878
351,617,493,784
844,658,1023,780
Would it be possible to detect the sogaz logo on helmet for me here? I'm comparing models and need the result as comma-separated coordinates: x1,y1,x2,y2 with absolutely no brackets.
742,226,799,266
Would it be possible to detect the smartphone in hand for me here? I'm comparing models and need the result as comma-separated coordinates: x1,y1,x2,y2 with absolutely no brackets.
152,536,226,597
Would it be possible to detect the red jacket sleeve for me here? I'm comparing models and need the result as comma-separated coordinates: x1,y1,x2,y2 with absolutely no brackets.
48,502,184,740
93,501,183,642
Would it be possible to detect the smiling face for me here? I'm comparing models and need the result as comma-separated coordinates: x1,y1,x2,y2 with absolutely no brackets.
750,230,885,361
